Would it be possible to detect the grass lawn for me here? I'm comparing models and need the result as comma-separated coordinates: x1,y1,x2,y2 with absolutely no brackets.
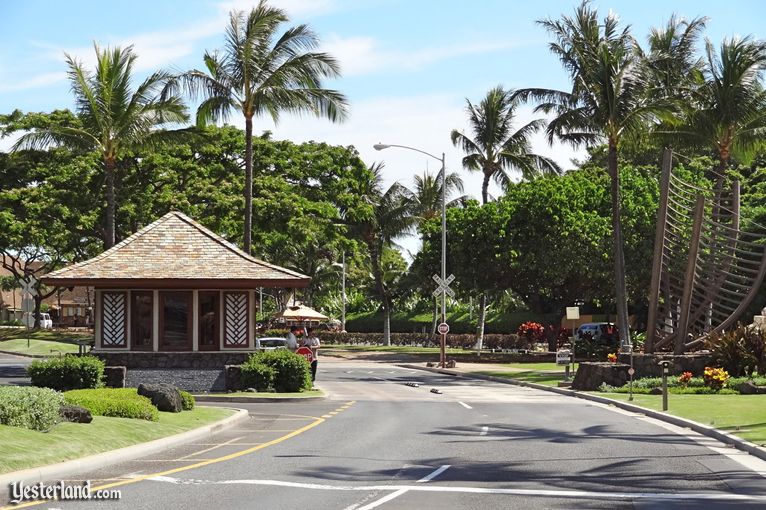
0,406,234,474
0,337,82,356
476,370,566,386
0,329,92,342
202,389,323,398
601,393,766,446
324,345,465,354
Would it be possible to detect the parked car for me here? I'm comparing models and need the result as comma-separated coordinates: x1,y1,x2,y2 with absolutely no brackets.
255,337,288,351
23,312,53,329
575,322,618,344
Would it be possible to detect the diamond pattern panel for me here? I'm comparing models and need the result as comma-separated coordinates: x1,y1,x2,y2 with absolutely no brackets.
224,292,248,347
102,292,126,347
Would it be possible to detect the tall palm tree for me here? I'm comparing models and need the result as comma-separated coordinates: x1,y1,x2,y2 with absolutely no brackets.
513,2,668,350
669,36,766,175
172,1,348,253
451,86,561,205
452,85,559,348
349,163,416,345
14,44,188,248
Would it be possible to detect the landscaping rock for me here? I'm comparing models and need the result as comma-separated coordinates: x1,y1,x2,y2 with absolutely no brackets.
246,387,256,393
571,362,630,391
649,387,663,395
59,404,93,423
104,366,126,388
137,383,182,412
738,380,766,395
225,365,243,391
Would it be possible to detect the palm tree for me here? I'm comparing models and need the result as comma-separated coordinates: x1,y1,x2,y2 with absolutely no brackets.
172,1,348,253
14,44,188,248
451,86,560,205
669,36,766,175
513,2,668,350
452,85,559,348
349,163,416,345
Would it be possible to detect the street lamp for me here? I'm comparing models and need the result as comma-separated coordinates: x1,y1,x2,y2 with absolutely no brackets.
374,143,450,368
332,252,346,333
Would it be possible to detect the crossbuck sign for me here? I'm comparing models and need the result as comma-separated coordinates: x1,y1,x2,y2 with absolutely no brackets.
432,274,455,298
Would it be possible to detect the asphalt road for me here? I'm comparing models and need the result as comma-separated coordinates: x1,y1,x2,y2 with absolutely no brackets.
0,352,31,386
3,359,766,509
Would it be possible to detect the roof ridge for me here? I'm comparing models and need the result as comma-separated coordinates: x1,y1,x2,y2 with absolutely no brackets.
44,214,176,278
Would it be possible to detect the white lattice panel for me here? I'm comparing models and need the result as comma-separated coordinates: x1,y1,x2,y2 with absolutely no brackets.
224,293,248,346
102,292,126,347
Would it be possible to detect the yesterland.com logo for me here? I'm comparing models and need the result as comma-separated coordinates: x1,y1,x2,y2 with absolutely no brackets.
8,480,121,505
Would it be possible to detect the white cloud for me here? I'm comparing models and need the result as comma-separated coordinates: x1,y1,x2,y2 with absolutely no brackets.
321,35,527,76
0,72,67,93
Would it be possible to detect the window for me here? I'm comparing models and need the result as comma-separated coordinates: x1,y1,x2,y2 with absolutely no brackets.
159,291,192,351
131,291,153,351
198,291,219,351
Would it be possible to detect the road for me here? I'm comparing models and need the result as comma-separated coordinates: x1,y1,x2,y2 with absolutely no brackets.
3,359,766,509
0,352,31,386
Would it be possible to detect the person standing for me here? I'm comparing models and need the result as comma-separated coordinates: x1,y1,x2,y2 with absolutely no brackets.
306,327,320,382
286,325,299,351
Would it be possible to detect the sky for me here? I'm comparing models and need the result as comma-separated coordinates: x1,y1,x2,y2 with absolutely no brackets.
1,0,765,255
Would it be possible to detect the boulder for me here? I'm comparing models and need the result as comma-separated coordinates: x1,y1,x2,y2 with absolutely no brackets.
649,387,663,395
571,362,630,391
137,383,182,412
225,365,243,391
59,404,93,423
104,366,126,388
738,380,766,395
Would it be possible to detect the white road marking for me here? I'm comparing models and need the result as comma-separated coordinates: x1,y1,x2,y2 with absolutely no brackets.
480,426,489,436
355,488,408,510
416,464,451,483
372,376,385,381
458,401,472,409
149,476,766,502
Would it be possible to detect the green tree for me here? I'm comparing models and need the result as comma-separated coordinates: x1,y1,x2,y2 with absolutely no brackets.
12,45,188,248
173,1,348,253
514,2,667,350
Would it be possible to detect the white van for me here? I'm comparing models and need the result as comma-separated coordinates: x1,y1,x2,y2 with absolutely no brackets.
23,313,53,329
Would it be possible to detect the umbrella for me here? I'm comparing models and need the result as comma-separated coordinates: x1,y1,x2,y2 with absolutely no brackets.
275,305,329,322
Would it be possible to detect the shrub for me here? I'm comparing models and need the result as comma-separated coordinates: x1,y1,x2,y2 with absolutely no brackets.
28,355,104,391
240,361,276,391
179,391,195,411
0,386,64,431
677,372,693,387
705,324,761,377
517,322,546,345
703,367,730,391
64,388,158,421
245,350,311,392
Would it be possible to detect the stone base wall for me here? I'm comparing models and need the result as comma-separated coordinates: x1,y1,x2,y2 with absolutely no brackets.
572,362,630,391
94,351,252,369
618,353,712,377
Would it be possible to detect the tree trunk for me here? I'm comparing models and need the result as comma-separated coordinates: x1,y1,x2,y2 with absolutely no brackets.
383,302,391,346
475,293,487,350
104,158,116,249
608,143,631,351
33,295,42,329
481,172,491,205
244,115,254,254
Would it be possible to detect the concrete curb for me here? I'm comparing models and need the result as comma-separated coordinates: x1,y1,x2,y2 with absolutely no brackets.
194,395,325,403
400,363,766,463
0,407,249,486
0,349,51,359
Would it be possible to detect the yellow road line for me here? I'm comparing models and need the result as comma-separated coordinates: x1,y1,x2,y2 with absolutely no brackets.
175,436,244,460
1,404,353,510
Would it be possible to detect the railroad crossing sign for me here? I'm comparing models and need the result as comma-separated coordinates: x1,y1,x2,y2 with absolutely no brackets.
432,274,455,298
20,276,38,296
437,322,450,335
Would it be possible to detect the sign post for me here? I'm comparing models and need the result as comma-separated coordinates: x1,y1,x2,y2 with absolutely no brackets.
566,306,580,377
20,276,38,349
432,274,455,368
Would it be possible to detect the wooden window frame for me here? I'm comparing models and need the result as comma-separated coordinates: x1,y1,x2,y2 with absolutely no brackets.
158,291,193,351
198,291,220,351
223,291,250,348
130,291,154,351
100,291,128,348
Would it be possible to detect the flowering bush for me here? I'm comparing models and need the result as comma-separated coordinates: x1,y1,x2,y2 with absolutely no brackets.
517,322,545,341
607,353,618,363
703,367,730,391
677,372,693,387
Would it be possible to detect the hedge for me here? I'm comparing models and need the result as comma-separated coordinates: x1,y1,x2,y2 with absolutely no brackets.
244,350,312,392
64,388,159,421
0,386,64,431
344,311,560,334
179,391,195,411
28,355,104,391
240,361,276,391
316,331,533,349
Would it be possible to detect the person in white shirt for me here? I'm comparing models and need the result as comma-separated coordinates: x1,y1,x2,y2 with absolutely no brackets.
305,327,320,381
285,325,299,351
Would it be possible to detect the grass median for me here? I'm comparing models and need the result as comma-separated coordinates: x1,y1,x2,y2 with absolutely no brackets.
0,330,91,356
0,406,234,474
198,390,323,398
474,362,568,387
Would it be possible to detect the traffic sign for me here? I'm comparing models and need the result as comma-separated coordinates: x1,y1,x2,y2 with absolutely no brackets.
556,349,571,365
20,276,38,296
628,367,635,376
437,322,449,335
21,298,35,313
432,273,455,298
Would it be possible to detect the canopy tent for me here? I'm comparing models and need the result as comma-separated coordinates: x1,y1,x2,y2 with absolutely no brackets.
275,305,329,324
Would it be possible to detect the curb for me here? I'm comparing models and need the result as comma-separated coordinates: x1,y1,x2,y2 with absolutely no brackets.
194,395,326,403
0,350,51,359
400,363,766,463
0,407,249,486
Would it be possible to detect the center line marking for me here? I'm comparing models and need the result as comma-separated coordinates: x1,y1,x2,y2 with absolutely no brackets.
458,401,472,409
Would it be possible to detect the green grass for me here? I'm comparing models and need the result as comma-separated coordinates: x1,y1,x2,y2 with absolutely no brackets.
200,390,324,398
0,338,82,356
324,345,465,354
477,370,566,386
0,329,92,342
0,406,234,474
601,393,766,446
493,362,564,372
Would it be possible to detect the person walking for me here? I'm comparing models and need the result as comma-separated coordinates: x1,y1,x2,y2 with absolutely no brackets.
305,327,320,382
286,325,299,351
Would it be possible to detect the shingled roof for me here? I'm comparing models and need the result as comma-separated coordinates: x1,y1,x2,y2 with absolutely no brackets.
42,212,310,289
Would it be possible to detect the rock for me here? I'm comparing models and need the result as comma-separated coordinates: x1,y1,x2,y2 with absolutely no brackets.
104,366,126,388
446,360,456,368
225,365,243,392
649,387,663,395
571,362,630,391
59,405,93,423
246,387,256,393
137,383,182,412
738,380,766,395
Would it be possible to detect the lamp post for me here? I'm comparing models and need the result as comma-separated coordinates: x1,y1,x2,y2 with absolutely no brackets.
332,252,346,333
374,143,450,368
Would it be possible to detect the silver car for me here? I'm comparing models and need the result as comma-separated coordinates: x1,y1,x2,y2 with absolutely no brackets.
255,337,288,351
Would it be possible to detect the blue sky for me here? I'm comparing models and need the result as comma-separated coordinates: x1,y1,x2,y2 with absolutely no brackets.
2,0,765,248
